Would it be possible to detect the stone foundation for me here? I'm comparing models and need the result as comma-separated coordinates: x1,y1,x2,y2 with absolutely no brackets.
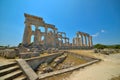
25,52,64,70
19,52,40,59
0,49,17,59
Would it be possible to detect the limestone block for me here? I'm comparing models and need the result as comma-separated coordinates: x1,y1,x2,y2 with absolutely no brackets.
42,66,53,73
19,52,40,59
53,54,67,67
3,49,16,59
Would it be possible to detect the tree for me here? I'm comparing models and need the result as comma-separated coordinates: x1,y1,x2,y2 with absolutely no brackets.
94,44,107,49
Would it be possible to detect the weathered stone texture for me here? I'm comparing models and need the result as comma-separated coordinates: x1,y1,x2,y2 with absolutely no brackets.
0,49,17,59
22,13,93,49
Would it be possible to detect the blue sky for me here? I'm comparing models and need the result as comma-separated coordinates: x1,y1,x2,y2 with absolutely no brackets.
0,0,120,46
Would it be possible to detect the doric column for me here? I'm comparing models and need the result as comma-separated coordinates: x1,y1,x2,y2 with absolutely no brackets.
68,38,69,46
79,38,82,46
74,38,76,46
84,34,87,47
72,38,75,46
22,23,32,45
83,34,87,47
90,36,93,47
60,35,62,47
80,33,84,47
78,38,81,46
34,25,40,45
88,35,91,47
53,29,57,47
76,37,79,46
44,26,48,46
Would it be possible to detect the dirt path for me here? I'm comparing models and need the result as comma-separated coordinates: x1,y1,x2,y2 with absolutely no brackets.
65,51,120,80
0,56,15,65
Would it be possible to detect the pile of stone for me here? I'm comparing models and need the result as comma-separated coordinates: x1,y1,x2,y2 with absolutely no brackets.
52,54,67,68
0,49,17,59
94,49,120,55
19,52,40,59
46,48,59,54
57,62,74,70
37,63,53,74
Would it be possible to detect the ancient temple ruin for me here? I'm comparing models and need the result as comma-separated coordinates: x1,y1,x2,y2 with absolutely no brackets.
22,13,93,49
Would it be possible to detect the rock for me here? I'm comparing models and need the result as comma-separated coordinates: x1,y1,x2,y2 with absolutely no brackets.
3,49,16,59
53,54,67,67
42,66,53,73
100,50,109,55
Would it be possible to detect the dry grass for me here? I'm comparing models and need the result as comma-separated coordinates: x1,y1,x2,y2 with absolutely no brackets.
40,50,90,80
111,75,120,80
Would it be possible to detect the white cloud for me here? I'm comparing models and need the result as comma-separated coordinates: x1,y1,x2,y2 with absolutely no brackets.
92,32,99,37
92,29,106,37
101,30,105,33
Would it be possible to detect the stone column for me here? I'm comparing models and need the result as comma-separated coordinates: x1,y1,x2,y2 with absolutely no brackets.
84,34,87,47
79,38,82,46
78,38,81,46
88,35,91,47
80,33,84,47
68,38,69,46
74,38,76,46
65,38,67,46
83,34,86,47
76,37,79,46
61,38,63,47
53,29,56,47
72,38,75,46
22,23,32,45
60,34,62,47
34,25,40,45
44,26,48,47
90,36,93,47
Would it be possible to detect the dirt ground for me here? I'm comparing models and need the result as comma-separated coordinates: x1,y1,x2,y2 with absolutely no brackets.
0,50,120,80
0,56,15,65
63,50,120,80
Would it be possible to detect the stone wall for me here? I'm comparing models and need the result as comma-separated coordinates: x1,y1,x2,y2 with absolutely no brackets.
39,59,100,79
0,49,17,59
68,52,95,61
25,52,64,70
19,52,40,59
25,51,97,70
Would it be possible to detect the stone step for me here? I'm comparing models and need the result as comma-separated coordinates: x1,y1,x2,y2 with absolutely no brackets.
0,70,23,80
13,75,27,80
0,65,19,77
16,59,38,80
0,62,17,70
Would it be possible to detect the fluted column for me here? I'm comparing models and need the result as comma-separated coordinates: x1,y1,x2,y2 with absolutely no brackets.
65,38,67,46
88,35,91,47
90,36,93,47
85,34,88,47
79,38,82,46
68,38,69,46
22,23,32,45
34,25,40,45
83,34,87,47
53,29,56,47
86,35,88,47
76,37,79,46
72,38,75,46
78,38,80,46
44,26,48,46
80,33,84,47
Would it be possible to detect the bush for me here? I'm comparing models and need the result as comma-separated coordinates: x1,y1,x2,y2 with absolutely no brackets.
94,44,107,49
94,44,120,49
